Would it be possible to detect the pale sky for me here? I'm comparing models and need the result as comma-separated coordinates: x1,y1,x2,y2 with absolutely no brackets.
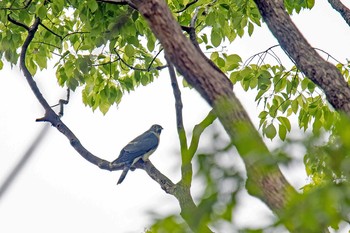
1,1,350,232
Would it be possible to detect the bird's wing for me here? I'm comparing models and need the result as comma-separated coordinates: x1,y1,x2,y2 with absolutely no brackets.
113,131,159,164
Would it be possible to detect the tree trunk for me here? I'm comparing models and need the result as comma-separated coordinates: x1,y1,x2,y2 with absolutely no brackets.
130,0,297,219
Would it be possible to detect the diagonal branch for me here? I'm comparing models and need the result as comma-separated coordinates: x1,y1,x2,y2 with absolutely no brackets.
7,14,30,31
166,55,187,150
15,17,115,171
175,0,198,13
188,110,216,156
130,0,297,228
96,0,137,10
328,0,350,27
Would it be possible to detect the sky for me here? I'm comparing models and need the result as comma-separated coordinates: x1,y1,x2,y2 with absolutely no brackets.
1,0,350,232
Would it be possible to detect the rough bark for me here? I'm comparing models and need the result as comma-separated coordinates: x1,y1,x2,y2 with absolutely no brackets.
254,0,350,114
328,0,350,27
130,0,297,217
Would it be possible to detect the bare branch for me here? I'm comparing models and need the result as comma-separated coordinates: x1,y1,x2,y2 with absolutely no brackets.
114,48,167,71
185,7,227,78
17,17,115,171
96,0,137,10
175,0,198,13
134,160,176,194
51,89,70,117
328,0,350,27
147,48,164,71
7,14,30,31
0,0,32,10
166,55,187,149
39,22,63,40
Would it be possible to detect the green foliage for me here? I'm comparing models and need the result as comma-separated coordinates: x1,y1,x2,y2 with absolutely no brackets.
230,62,338,140
284,0,315,14
0,0,162,114
147,215,191,233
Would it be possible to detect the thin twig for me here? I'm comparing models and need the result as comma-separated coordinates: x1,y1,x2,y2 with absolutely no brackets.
147,48,163,71
114,48,167,71
175,0,198,13
0,0,32,10
186,7,226,77
39,22,63,40
51,89,70,117
96,0,137,10
7,14,30,31
166,55,188,150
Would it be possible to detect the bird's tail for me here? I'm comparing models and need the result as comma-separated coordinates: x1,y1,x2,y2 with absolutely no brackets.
117,166,130,185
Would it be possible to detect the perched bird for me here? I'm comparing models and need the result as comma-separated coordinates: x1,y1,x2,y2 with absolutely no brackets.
111,124,163,184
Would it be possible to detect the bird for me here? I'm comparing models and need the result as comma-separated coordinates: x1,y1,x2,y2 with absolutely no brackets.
111,124,163,185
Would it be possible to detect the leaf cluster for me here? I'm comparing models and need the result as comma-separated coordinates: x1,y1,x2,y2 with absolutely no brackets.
230,63,337,140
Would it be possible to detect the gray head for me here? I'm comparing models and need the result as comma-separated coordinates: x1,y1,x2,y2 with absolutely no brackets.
150,124,163,134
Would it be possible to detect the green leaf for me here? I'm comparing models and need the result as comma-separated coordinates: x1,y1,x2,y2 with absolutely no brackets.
37,6,47,19
248,22,254,36
147,35,155,52
87,0,98,12
258,110,268,119
211,30,221,47
125,44,135,57
277,116,291,131
264,123,277,140
278,124,287,140
291,98,299,113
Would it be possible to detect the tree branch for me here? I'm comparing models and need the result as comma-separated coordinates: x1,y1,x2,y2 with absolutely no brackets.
7,14,30,31
254,0,350,114
134,160,176,194
175,0,198,13
50,89,70,117
328,0,350,27
15,17,118,171
188,110,216,156
166,56,187,150
114,48,167,71
166,55,195,187
0,0,32,10
96,0,137,10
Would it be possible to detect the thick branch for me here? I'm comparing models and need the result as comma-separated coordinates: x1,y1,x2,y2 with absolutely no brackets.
134,160,176,194
328,0,350,27
254,0,350,114
130,0,296,219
